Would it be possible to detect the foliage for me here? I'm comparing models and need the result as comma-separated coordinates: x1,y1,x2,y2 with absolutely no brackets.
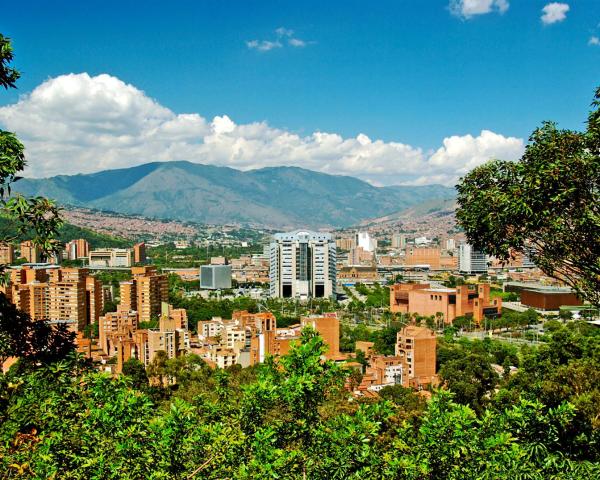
0,292,75,365
456,88,600,305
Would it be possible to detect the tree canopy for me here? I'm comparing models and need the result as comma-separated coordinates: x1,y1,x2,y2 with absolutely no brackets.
456,87,600,305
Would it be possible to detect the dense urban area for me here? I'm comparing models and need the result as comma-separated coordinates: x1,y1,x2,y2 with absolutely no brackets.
1,13,600,480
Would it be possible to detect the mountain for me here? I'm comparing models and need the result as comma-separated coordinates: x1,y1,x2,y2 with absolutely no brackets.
363,197,457,226
14,161,455,228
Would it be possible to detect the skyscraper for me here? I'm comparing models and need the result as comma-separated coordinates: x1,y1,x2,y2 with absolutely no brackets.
269,230,336,299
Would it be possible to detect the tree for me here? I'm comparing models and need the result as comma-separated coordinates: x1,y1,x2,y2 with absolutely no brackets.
1,34,63,271
122,358,149,390
456,88,600,306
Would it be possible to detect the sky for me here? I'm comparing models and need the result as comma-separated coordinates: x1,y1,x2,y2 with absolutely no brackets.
0,0,598,186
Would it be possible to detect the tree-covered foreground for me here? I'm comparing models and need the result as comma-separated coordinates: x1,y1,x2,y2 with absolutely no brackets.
2,322,600,479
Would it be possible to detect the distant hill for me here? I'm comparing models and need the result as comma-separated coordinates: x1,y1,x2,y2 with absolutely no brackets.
364,197,457,225
14,161,455,228
0,216,130,249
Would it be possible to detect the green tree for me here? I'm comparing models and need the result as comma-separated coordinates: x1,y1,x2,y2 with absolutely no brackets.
456,88,600,306
122,358,149,391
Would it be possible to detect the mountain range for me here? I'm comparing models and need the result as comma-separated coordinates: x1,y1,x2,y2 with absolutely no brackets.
15,161,455,228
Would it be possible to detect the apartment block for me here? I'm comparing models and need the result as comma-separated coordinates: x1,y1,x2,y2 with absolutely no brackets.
133,242,146,264
391,233,407,249
395,325,438,389
2,266,103,331
0,242,15,265
390,282,502,324
65,239,90,260
20,241,42,263
115,266,169,324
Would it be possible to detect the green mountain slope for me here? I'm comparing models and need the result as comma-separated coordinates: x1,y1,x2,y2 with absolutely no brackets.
14,161,455,228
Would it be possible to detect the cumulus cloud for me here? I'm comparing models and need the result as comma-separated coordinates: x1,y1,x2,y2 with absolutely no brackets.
449,0,509,19
541,3,570,25
0,73,524,186
589,36,600,46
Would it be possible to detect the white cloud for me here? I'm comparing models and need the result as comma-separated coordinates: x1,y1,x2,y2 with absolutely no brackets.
247,27,312,52
246,40,282,52
288,38,307,48
589,36,600,46
275,27,294,37
0,73,525,186
449,0,509,19
541,3,570,25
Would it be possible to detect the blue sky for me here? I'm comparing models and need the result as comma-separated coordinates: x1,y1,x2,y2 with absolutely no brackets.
0,1,598,185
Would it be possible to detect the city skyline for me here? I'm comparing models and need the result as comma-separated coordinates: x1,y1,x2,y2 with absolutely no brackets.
0,1,598,185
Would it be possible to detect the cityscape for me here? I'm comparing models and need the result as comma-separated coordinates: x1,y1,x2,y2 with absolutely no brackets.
0,1,599,478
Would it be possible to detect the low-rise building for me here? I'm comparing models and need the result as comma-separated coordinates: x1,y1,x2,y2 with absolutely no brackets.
390,282,501,325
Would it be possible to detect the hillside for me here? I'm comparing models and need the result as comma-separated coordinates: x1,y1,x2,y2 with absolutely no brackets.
13,161,455,228
0,216,130,249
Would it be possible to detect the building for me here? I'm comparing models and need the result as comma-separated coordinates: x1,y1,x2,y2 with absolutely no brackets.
520,287,582,311
130,266,169,323
356,232,377,252
65,239,90,260
210,256,227,265
196,311,342,368
389,282,502,325
133,242,146,264
337,265,378,282
89,248,133,268
99,301,190,373
459,244,488,274
269,230,336,299
0,242,14,265
348,246,374,265
1,265,104,330
20,241,42,263
335,237,355,251
391,233,407,249
200,264,232,290
404,247,442,269
363,355,407,391
395,326,438,389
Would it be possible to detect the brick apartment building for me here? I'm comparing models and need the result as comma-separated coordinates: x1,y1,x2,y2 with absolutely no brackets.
1,265,104,330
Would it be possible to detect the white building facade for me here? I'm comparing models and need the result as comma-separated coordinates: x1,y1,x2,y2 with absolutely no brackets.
459,243,488,274
269,230,336,299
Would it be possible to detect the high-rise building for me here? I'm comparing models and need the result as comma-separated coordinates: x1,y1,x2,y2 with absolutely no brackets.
458,244,488,274
0,242,14,265
1,266,103,331
356,232,377,252
200,264,232,289
133,242,146,264
269,230,336,299
391,233,407,249
128,266,169,323
20,241,42,263
66,239,90,260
